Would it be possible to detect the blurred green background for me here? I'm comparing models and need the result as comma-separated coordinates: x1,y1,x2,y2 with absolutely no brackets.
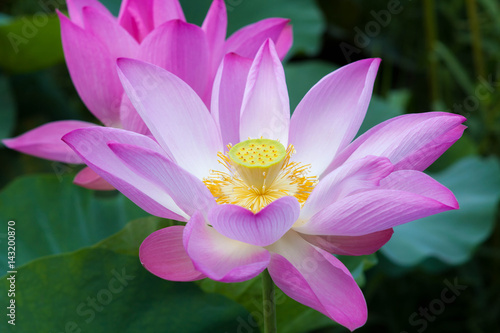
1,0,499,332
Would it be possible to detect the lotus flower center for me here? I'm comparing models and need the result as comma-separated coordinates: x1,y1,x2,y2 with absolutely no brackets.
228,139,286,167
204,138,316,213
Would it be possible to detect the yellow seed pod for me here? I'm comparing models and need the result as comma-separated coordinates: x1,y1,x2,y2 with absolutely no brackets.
228,139,286,190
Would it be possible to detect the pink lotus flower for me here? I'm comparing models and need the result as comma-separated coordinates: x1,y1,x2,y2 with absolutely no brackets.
62,40,465,330
3,0,292,190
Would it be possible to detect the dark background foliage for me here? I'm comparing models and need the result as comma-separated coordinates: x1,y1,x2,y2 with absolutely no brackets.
0,0,499,332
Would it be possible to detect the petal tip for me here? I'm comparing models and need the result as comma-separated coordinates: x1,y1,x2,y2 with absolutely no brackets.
116,57,134,68
2,138,14,149
55,9,66,19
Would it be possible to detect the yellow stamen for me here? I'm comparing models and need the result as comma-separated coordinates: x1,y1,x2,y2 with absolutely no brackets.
203,139,317,213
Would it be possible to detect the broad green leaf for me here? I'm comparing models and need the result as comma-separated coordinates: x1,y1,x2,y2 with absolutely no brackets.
0,14,64,73
381,156,500,266
0,248,250,333
92,216,178,256
0,174,149,271
180,0,325,56
0,74,16,142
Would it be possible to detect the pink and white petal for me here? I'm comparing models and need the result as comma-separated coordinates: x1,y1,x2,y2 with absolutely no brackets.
153,0,186,27
294,183,458,237
3,120,97,164
211,53,252,146
300,156,393,221
300,229,394,256
140,226,206,281
201,0,227,75
275,24,293,60
59,12,122,127
224,18,290,59
117,58,222,179
139,20,210,101
184,212,270,283
82,6,139,59
326,112,467,174
63,127,187,221
240,40,290,143
109,143,216,216
379,170,459,208
289,58,381,177
208,196,300,247
118,0,155,42
66,0,113,27
74,166,115,190
392,124,466,171
268,231,367,331
119,94,149,135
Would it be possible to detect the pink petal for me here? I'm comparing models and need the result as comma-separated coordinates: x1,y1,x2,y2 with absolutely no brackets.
109,142,216,216
208,196,300,247
140,226,206,281
118,0,155,42
153,0,186,27
379,170,459,208
300,156,393,221
138,20,210,101
275,24,293,59
117,58,222,179
3,120,97,164
74,166,115,190
201,0,227,76
211,53,252,146
224,18,290,59
119,94,149,135
268,232,367,331
240,39,290,143
66,0,112,27
58,11,122,127
63,127,187,221
300,229,394,256
294,174,458,236
326,112,467,174
289,58,381,177
184,212,270,282
82,6,139,59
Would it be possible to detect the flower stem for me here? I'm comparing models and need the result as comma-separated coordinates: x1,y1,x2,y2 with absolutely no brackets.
465,0,486,79
262,269,277,333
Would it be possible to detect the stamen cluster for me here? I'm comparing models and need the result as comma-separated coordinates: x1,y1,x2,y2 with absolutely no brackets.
204,139,317,213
